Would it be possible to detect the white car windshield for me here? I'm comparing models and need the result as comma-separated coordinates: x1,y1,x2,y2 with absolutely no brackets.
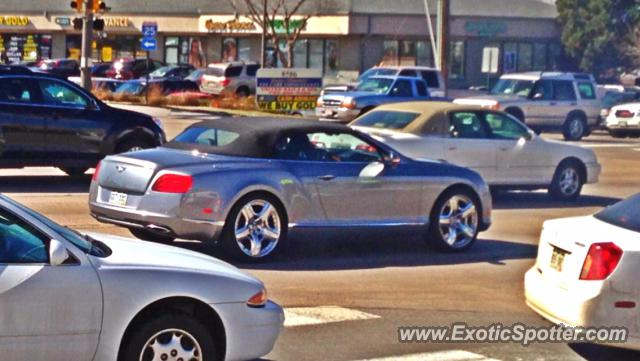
491,79,535,97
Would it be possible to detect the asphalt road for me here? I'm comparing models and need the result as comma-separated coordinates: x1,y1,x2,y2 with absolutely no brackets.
3,105,640,361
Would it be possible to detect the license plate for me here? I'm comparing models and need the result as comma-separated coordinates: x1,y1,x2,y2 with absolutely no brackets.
108,191,128,207
550,246,569,272
619,120,628,127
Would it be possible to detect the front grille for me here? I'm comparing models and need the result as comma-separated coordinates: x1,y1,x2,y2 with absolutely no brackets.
323,99,342,107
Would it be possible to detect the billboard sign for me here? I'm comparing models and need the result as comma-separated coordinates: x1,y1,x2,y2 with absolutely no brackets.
256,68,323,113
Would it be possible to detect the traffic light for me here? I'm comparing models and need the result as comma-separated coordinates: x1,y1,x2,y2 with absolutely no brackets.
72,17,83,30
93,18,105,31
93,1,109,13
70,0,83,13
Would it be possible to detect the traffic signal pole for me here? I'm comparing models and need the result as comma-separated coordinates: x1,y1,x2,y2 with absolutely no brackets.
436,0,449,96
80,0,94,90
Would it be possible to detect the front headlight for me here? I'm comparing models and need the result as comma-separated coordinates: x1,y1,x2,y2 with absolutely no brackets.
247,287,268,308
341,97,357,109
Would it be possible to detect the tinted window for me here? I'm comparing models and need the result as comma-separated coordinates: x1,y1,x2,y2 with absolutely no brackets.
399,69,417,77
246,64,260,76
416,81,428,97
391,79,413,97
594,194,640,233
205,67,225,77
225,66,243,78
356,78,394,94
485,112,529,140
553,80,577,101
491,79,534,96
173,127,240,147
0,78,34,103
421,71,440,87
275,132,381,163
39,80,88,107
353,110,420,129
531,80,553,100
577,82,596,100
359,68,396,82
0,208,48,264
449,112,488,139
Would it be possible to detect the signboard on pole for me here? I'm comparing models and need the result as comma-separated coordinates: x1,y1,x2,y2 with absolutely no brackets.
141,21,158,37
481,47,499,74
256,68,323,113
140,37,157,51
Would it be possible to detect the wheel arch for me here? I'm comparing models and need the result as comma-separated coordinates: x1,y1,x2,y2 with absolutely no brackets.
223,187,290,227
556,156,587,183
432,183,484,224
504,107,525,122
566,109,587,123
117,296,227,361
110,127,159,153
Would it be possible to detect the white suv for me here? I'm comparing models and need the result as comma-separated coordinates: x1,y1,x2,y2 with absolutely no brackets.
454,72,601,140
199,61,260,97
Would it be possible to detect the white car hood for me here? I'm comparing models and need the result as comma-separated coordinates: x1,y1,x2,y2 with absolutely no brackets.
535,136,598,164
85,232,259,285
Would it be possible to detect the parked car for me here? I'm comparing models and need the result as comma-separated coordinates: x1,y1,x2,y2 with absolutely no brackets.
199,61,260,97
38,58,80,78
454,72,601,141
89,117,492,261
68,76,124,92
351,102,601,200
599,90,640,123
323,66,446,98
604,102,640,138
105,58,165,80
316,75,433,123
0,65,165,176
149,64,196,79
91,62,112,77
0,194,283,361
525,193,640,350
115,78,200,96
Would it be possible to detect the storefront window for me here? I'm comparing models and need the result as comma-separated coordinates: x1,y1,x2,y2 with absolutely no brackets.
237,38,251,62
548,43,562,70
309,39,323,70
517,43,533,71
222,37,237,62
382,40,399,66
416,41,434,67
325,40,338,74
533,43,547,71
449,41,465,79
67,35,143,62
503,42,517,73
0,34,52,64
165,37,180,65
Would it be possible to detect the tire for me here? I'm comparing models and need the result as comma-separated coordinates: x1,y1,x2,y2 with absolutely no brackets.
130,228,175,243
505,108,525,123
562,115,587,141
548,160,584,201
426,189,480,252
236,87,250,98
116,138,154,154
60,167,88,177
221,194,287,261
121,313,218,361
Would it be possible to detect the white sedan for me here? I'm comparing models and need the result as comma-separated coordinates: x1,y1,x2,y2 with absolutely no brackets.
605,102,640,138
525,194,640,349
351,102,601,200
0,195,283,361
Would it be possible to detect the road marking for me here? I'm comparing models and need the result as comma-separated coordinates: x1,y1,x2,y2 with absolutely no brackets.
284,306,380,327
0,167,67,176
576,143,639,148
354,350,501,361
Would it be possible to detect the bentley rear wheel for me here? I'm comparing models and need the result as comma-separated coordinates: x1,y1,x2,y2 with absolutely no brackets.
426,190,479,252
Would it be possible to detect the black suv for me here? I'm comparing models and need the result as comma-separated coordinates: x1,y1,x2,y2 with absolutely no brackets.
0,66,166,176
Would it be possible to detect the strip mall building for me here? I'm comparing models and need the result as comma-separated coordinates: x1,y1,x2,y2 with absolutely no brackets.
0,0,567,88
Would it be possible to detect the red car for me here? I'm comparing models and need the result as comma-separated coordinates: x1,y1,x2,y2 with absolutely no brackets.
105,58,165,80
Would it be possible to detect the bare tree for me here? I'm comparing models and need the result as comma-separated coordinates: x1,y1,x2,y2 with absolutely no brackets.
226,0,315,68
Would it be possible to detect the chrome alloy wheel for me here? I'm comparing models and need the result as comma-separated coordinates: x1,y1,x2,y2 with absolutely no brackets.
139,328,202,361
559,167,580,196
438,195,478,249
234,199,281,258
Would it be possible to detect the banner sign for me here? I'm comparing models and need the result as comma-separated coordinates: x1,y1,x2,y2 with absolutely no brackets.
256,68,322,112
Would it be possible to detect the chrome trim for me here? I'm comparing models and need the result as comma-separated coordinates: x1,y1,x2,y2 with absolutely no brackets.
289,221,426,228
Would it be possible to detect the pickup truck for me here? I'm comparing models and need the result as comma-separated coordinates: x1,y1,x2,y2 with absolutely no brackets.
315,75,434,123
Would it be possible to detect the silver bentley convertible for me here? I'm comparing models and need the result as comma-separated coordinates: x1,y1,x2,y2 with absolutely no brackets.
89,117,492,261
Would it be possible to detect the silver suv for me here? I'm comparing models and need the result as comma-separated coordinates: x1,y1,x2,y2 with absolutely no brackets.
454,72,601,140
199,61,260,97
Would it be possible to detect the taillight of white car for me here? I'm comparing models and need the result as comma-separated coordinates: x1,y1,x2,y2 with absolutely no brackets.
579,242,623,280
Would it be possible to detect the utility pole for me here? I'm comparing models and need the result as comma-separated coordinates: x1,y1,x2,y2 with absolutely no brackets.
261,0,267,66
80,0,94,90
436,0,449,96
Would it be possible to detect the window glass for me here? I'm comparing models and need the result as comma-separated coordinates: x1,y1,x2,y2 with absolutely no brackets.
517,43,533,71
275,132,381,163
356,78,394,94
0,208,48,264
595,194,640,233
0,78,34,103
398,69,417,77
449,41,465,79
416,81,428,97
531,80,554,100
503,42,518,73
533,43,547,71
246,64,260,77
325,39,339,74
577,82,596,100
449,112,488,139
222,38,237,62
39,80,88,107
225,66,243,78
237,38,251,62
173,127,240,147
382,40,399,65
421,71,440,88
309,39,324,70
491,79,534,97
485,112,529,140
293,39,308,68
416,41,434,67
390,79,413,97
353,110,420,130
553,80,577,101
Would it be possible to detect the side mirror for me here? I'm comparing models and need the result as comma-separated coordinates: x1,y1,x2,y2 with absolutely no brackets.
383,152,401,166
532,92,544,100
49,239,70,266
359,161,385,178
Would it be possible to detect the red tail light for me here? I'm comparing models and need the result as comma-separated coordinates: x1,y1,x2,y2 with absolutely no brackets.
92,161,102,182
580,242,623,280
615,109,634,118
247,288,268,307
152,173,193,193
221,78,231,87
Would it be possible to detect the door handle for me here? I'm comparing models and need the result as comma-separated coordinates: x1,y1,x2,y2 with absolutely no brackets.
549,102,557,106
317,174,336,181
448,146,457,151
499,147,509,151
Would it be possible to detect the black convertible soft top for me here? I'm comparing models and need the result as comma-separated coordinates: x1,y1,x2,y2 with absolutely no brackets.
164,116,359,158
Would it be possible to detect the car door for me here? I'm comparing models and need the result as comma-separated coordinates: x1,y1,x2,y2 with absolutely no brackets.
444,111,497,183
37,78,108,165
0,76,48,165
388,78,415,103
524,79,554,127
484,111,550,185
551,80,578,126
0,206,102,361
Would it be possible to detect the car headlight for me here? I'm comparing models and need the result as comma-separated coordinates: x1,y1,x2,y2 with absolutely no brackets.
487,101,500,110
341,97,357,109
247,287,268,308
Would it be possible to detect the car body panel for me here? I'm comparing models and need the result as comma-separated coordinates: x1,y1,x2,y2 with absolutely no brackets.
605,102,640,135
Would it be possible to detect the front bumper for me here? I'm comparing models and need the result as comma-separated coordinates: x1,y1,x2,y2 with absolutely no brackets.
585,162,601,184
215,301,284,361
315,106,360,123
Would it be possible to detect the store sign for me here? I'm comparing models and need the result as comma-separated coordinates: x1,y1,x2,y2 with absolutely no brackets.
270,19,306,33
55,17,71,26
465,21,507,37
104,17,130,28
0,16,29,27
205,19,256,33
256,68,323,112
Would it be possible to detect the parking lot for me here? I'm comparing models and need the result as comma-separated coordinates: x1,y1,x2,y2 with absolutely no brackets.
3,106,639,361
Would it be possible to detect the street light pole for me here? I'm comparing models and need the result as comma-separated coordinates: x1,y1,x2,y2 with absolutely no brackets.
261,0,267,66
436,0,449,96
80,0,94,90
